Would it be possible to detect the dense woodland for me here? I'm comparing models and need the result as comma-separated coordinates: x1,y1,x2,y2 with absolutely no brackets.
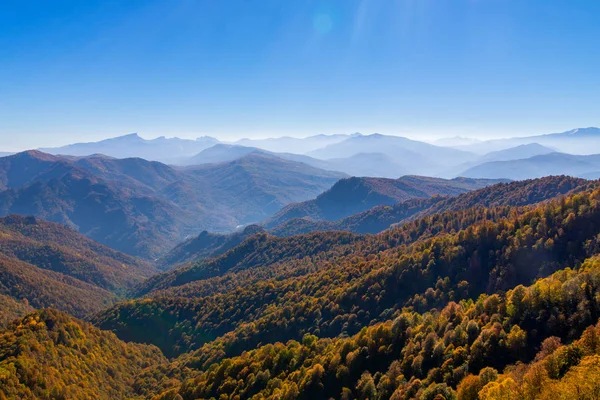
95,183,600,363
1,176,600,399
0,309,166,399
143,255,600,399
0,215,156,322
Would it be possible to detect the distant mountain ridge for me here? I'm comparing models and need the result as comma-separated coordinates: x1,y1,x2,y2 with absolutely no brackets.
38,132,361,164
307,133,477,176
186,144,407,178
28,128,600,180
40,133,220,164
442,143,557,178
234,133,360,153
461,152,600,180
456,127,600,155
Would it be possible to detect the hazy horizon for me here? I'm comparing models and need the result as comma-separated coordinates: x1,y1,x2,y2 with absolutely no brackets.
2,0,600,150
3,126,600,153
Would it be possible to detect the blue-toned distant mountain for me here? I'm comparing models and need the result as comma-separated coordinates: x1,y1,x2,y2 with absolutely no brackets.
187,144,408,178
39,132,360,164
185,144,330,168
461,152,600,180
455,127,600,155
234,133,359,153
307,133,477,176
40,133,220,164
443,143,556,178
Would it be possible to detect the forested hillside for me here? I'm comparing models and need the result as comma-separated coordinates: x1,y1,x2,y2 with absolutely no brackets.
0,215,155,321
160,176,592,270
0,293,33,327
0,215,155,292
144,255,600,399
0,309,166,399
271,176,595,236
96,184,600,366
156,225,267,271
264,176,501,229
0,178,597,399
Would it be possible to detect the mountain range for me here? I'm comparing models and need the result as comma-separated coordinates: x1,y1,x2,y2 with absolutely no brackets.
271,175,594,236
40,133,220,164
186,144,409,178
0,151,344,258
1,174,600,398
31,127,600,181
307,133,477,176
169,176,590,268
455,127,600,154
83,177,600,400
39,133,358,164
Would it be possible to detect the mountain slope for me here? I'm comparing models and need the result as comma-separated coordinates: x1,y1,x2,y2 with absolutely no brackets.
271,176,594,236
186,153,346,224
156,225,267,271
142,177,593,294
0,160,187,258
147,255,600,399
95,186,600,363
264,175,501,229
0,293,34,327
0,215,155,292
0,215,158,319
0,254,117,319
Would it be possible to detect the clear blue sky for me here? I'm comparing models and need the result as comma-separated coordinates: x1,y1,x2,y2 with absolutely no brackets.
1,0,599,150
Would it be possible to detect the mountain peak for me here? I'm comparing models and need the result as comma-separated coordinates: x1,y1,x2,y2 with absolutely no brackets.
11,150,59,162
114,133,143,141
565,127,599,136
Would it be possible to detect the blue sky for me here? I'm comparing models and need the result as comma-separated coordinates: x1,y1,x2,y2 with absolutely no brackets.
1,0,599,150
